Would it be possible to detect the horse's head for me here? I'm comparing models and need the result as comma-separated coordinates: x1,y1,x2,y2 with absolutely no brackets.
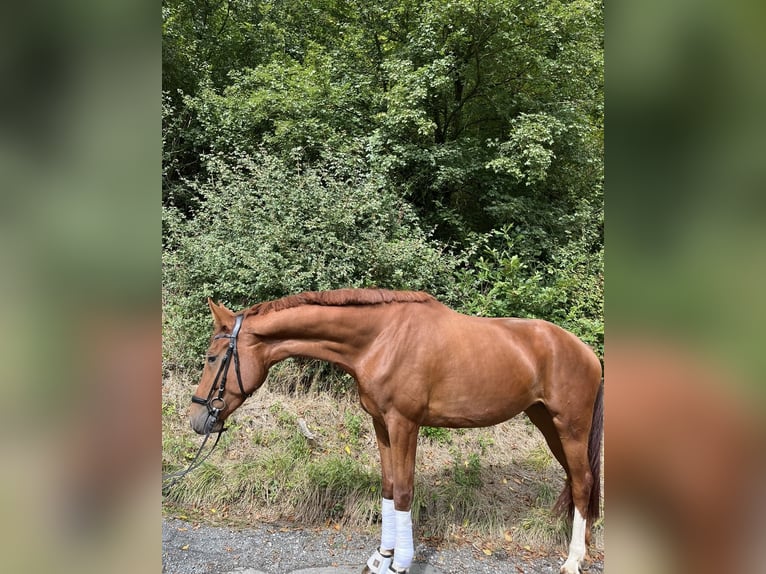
189,299,268,435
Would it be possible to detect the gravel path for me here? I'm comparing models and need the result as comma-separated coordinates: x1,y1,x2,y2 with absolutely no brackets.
162,518,603,574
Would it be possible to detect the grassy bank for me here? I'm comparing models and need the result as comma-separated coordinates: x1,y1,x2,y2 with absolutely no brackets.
162,366,603,555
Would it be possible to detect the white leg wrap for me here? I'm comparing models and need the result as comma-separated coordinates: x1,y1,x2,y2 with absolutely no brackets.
380,497,396,551
560,507,587,574
392,509,414,570
365,548,393,574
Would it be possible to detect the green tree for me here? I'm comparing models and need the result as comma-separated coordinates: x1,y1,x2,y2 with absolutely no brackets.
161,0,604,367
163,0,603,242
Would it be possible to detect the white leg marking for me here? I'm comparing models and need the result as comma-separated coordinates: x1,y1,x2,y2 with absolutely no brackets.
561,508,587,574
392,509,414,570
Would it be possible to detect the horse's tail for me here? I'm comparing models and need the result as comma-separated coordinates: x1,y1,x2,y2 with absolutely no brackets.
553,378,604,525
586,379,604,524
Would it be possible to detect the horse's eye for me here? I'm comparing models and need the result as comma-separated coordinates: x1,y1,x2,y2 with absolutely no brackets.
207,356,217,364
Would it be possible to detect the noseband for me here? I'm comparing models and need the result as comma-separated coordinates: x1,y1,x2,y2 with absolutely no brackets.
191,313,252,424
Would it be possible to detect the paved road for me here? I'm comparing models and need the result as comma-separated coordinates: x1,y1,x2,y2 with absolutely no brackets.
162,518,603,574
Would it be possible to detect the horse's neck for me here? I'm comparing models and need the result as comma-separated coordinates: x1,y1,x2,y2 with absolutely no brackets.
259,305,379,373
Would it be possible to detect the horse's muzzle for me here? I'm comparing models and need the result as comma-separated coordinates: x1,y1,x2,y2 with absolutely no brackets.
190,407,223,435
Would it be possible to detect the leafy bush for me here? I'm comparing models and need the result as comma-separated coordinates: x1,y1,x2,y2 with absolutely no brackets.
162,150,461,372
456,225,603,357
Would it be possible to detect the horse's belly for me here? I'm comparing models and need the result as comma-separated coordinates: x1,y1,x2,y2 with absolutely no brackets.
421,397,529,428
419,359,539,428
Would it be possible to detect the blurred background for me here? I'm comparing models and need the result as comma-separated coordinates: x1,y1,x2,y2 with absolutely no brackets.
607,0,766,572
0,0,764,573
0,1,158,573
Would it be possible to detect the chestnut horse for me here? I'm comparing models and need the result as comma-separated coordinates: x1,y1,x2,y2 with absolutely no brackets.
189,289,603,574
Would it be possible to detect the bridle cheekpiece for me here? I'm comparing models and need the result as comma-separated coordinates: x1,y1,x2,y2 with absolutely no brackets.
191,313,251,424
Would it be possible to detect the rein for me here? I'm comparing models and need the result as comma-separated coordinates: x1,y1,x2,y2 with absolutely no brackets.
163,314,250,489
161,425,225,489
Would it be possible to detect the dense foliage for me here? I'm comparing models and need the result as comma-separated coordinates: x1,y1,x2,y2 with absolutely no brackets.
162,0,603,371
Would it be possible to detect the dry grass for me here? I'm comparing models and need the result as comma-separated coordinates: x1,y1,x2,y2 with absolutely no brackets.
162,368,604,556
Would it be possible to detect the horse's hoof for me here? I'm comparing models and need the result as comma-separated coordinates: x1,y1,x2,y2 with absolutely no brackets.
365,548,394,573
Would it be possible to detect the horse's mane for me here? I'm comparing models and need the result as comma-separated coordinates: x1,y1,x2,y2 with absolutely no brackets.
243,288,436,317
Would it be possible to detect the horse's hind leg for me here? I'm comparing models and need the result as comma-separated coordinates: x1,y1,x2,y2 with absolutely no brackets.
524,403,580,533
525,403,570,475
551,413,596,574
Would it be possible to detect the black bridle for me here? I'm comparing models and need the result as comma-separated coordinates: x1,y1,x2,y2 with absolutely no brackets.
163,313,251,489
191,313,251,427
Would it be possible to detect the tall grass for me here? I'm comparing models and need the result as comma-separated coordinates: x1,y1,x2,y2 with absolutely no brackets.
297,455,381,524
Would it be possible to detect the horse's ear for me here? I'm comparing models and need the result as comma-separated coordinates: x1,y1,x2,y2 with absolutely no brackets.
207,297,233,328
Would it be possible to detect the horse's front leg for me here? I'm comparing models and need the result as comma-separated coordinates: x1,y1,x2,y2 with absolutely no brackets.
363,419,396,574
386,415,419,573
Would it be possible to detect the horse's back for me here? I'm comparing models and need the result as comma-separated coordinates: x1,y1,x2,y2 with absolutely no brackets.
409,303,600,382
451,312,598,368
